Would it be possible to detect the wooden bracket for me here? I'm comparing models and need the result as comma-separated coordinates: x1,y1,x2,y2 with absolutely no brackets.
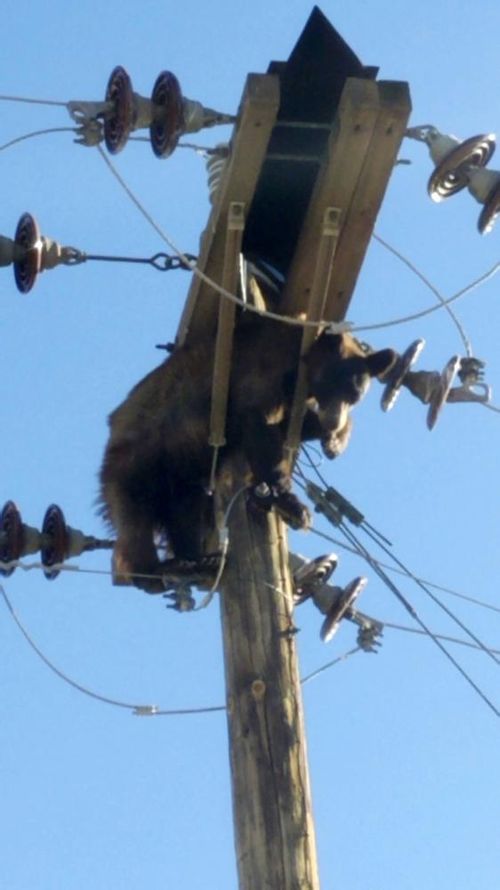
176,73,280,346
280,77,410,463
209,201,246,450
284,206,342,458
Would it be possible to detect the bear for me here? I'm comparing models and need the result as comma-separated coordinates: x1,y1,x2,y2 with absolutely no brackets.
99,314,396,593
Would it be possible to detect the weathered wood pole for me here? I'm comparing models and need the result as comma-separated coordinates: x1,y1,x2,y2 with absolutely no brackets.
219,473,320,890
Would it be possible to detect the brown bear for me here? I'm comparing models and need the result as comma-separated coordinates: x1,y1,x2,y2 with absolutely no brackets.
99,315,395,592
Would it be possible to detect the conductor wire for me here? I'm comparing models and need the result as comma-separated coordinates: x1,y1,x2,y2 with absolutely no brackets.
361,523,500,667
373,233,473,356
354,259,500,334
337,523,500,718
97,146,500,338
0,93,67,107
306,525,500,616
0,585,224,717
0,127,76,152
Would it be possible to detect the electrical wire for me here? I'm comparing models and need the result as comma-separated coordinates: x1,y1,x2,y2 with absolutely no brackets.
1,91,497,351
482,401,500,415
0,93,67,107
98,146,500,340
307,524,500,616
299,444,500,617
0,585,225,718
296,456,500,671
337,522,500,718
301,647,362,685
360,523,500,667
382,620,500,656
353,259,500,334
96,146,347,332
0,127,76,152
373,232,473,355
195,483,249,610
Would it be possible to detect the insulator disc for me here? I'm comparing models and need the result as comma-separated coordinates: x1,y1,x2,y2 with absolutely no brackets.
104,66,134,154
320,577,366,643
381,339,425,412
0,501,23,576
478,179,500,234
293,553,338,605
427,356,461,430
428,134,496,202
14,213,41,293
41,504,68,580
150,71,184,158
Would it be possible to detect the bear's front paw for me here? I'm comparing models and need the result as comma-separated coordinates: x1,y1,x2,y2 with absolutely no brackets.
274,491,311,530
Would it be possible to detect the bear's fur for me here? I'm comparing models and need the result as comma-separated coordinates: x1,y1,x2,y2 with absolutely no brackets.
99,316,395,592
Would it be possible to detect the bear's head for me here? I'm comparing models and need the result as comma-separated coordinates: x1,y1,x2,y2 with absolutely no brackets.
303,331,397,457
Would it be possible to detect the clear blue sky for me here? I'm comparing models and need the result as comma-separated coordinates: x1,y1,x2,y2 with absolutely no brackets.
1,2,499,888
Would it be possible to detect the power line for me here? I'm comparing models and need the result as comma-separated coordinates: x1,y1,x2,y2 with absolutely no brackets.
361,523,500,667
299,449,500,617
298,458,500,704
0,127,75,152
96,144,500,339
373,232,473,355
353,258,500,334
301,647,362,685
308,524,500,616
0,585,225,718
0,93,67,107
337,522,500,718
1,89,498,353
383,620,500,655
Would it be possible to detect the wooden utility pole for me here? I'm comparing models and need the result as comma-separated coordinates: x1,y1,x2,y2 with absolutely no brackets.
219,486,319,889
174,9,411,887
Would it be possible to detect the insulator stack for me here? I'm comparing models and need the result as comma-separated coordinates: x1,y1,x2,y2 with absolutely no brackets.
406,124,500,233
380,341,491,426
0,501,41,576
0,501,113,579
0,213,72,293
69,66,236,158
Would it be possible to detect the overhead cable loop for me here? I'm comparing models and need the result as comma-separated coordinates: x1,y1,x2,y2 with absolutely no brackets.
2,581,365,717
97,144,500,337
373,232,473,356
353,258,500,334
0,127,76,152
95,145,350,332
1,96,496,343
0,585,225,718
337,523,500,719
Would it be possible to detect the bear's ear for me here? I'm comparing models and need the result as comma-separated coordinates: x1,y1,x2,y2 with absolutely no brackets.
364,348,397,379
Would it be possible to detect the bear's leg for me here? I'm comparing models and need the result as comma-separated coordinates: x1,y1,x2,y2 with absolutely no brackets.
112,515,166,594
164,486,216,562
242,410,310,530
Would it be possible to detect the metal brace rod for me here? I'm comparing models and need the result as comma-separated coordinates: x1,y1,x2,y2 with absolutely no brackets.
285,206,342,458
208,202,246,479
